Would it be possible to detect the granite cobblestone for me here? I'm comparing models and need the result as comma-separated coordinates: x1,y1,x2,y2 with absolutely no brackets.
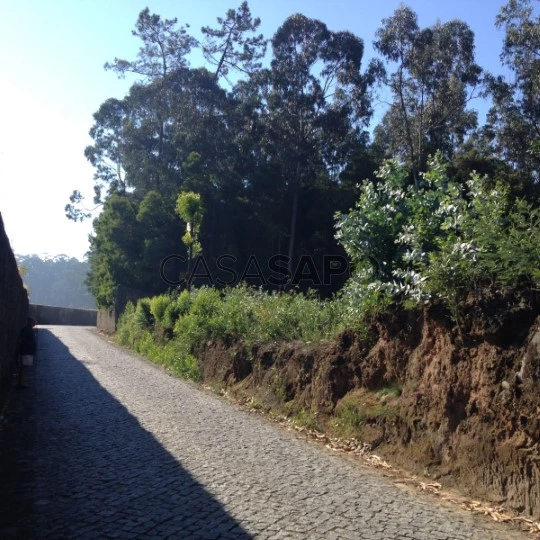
26,327,529,539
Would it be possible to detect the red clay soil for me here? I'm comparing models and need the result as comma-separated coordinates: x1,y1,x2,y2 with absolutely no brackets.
199,290,540,520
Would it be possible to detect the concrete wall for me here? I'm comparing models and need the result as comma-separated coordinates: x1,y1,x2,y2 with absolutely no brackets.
0,213,29,404
96,284,149,333
97,309,116,334
29,304,97,326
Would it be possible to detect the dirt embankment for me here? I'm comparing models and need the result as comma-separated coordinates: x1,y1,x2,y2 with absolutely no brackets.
199,290,540,520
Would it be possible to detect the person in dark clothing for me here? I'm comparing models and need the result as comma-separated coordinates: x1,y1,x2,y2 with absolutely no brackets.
18,317,37,388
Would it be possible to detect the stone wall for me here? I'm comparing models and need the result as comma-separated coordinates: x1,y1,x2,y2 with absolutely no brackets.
29,305,97,326
0,213,28,405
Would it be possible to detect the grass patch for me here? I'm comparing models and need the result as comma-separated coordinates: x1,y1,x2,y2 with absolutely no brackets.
331,388,396,438
270,373,288,402
294,407,319,430
376,382,402,399
364,404,389,418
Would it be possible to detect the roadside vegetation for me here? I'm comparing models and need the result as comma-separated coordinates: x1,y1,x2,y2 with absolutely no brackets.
117,155,540,379
116,286,348,380
73,0,540,381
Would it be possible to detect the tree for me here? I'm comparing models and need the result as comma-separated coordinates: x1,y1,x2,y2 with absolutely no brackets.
71,5,380,304
336,155,540,317
373,6,482,183
104,9,198,193
66,96,129,222
484,0,540,193
256,14,376,272
86,195,142,307
104,8,196,80
136,190,185,291
176,191,205,282
200,1,267,82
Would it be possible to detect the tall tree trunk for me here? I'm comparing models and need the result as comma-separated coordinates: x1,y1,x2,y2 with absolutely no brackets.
287,190,299,274
287,162,301,282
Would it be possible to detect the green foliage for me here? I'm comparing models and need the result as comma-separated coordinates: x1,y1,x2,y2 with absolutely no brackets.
201,1,267,80
171,285,347,349
336,155,540,316
364,404,389,418
270,373,287,401
150,294,171,324
373,6,481,179
250,289,343,343
135,298,154,329
176,191,204,258
116,284,349,383
162,290,191,329
85,195,140,308
117,298,200,381
174,287,225,348
376,382,403,399
176,192,204,227
71,2,540,316
104,8,196,80
294,407,318,430
336,402,364,430
486,0,540,190
115,301,137,347
85,189,184,308
333,390,392,436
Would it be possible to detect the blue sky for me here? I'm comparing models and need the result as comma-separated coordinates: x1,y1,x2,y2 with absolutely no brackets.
0,0,511,260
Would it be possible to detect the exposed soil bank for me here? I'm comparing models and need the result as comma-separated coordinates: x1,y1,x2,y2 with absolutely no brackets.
199,290,540,519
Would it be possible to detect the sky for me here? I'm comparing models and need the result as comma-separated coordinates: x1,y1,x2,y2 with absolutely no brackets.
0,0,512,260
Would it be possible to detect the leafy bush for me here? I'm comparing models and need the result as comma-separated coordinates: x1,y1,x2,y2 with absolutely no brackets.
171,285,345,349
150,294,171,324
218,285,257,339
116,297,201,381
249,289,343,343
162,290,192,329
336,154,540,316
116,301,137,347
174,287,226,349
134,298,154,329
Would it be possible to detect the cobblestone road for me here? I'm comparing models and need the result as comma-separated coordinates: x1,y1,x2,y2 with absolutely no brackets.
16,327,531,538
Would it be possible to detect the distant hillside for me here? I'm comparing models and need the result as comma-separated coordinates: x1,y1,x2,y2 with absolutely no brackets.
16,254,96,309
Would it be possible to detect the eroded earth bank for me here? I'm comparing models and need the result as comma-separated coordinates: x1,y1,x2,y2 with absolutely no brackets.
200,290,540,521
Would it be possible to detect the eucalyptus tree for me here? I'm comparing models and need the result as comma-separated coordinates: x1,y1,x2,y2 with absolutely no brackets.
256,14,376,270
486,0,540,192
373,6,482,183
65,98,128,222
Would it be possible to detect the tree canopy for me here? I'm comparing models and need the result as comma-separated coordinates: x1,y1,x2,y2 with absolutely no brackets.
67,1,540,309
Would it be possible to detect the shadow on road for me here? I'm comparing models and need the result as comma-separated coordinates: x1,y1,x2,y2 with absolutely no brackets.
4,328,251,539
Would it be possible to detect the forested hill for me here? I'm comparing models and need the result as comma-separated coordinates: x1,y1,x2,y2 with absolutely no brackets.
16,254,95,310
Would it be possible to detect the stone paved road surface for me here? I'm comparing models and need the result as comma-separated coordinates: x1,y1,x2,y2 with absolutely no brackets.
14,327,531,539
